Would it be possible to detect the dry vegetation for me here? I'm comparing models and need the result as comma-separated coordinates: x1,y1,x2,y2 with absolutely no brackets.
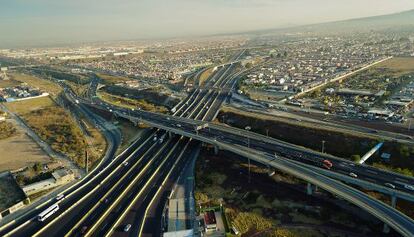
98,91,168,113
198,68,213,85
96,73,131,85
6,97,88,167
0,121,16,140
22,107,87,166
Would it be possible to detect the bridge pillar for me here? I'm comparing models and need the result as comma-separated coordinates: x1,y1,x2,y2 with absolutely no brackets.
168,131,173,138
382,195,397,234
391,194,397,208
306,183,313,195
383,223,390,234
214,145,219,155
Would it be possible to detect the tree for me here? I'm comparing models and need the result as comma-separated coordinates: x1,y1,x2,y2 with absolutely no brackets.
351,155,361,163
33,162,42,173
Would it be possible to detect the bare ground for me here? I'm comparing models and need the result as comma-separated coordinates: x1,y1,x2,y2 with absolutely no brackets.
0,122,51,172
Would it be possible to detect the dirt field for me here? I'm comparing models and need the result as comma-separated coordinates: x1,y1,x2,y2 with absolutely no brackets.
0,122,51,172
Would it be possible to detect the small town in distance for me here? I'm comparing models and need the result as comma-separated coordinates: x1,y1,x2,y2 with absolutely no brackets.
0,1,414,237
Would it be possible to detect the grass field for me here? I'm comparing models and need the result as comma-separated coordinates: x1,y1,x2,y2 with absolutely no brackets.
0,79,21,88
198,68,213,85
6,96,55,114
96,73,131,85
98,91,168,113
9,72,62,96
374,57,414,76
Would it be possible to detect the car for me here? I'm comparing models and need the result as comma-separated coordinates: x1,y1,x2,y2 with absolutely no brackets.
349,172,358,178
166,117,170,120
385,183,396,189
176,124,182,128
123,161,129,166
56,194,65,200
123,224,132,232
404,184,414,191
80,226,88,234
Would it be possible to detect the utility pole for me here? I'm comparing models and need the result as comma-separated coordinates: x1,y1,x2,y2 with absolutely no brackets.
85,149,89,174
248,157,251,184
321,140,326,153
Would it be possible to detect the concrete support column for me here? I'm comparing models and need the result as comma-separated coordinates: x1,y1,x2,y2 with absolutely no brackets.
306,183,313,195
214,145,219,155
383,223,390,234
391,195,397,208
168,131,173,138
383,195,397,234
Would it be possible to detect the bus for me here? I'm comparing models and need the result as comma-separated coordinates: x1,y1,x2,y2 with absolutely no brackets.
37,204,59,222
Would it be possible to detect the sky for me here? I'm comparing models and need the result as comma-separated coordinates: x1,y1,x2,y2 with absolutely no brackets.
1,0,414,48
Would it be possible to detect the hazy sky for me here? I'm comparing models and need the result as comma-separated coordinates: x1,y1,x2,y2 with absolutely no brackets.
1,0,414,48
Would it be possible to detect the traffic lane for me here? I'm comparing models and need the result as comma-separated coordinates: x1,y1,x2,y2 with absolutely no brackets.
140,141,196,237
32,134,159,237
0,96,129,236
8,135,149,237
112,139,191,237
199,129,414,194
95,139,188,237
62,138,172,237
207,128,414,187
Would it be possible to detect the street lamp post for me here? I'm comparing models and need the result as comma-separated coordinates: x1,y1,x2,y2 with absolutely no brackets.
321,140,326,153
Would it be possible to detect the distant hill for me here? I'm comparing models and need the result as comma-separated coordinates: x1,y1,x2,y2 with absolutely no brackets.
247,9,414,35
309,9,414,32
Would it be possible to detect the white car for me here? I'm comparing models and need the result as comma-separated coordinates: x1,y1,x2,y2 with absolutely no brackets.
56,194,65,200
349,172,358,178
384,183,396,189
124,224,132,232
404,184,414,191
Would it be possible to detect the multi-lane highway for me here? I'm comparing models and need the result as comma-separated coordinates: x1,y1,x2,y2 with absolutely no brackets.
2,51,244,237
3,49,414,237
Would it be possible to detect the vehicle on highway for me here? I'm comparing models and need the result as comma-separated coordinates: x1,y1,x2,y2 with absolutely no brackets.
153,136,158,142
176,124,182,128
37,203,59,222
56,194,65,200
124,224,132,232
123,161,129,166
349,172,358,178
322,160,333,169
159,134,166,143
385,183,396,189
80,226,88,234
404,184,414,191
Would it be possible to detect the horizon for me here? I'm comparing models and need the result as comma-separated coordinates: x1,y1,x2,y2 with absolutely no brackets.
1,0,414,48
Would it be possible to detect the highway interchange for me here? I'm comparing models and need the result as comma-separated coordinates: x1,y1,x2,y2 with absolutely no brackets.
1,50,414,236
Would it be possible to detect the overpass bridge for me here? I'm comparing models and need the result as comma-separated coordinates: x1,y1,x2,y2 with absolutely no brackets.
81,99,414,236
106,108,414,237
